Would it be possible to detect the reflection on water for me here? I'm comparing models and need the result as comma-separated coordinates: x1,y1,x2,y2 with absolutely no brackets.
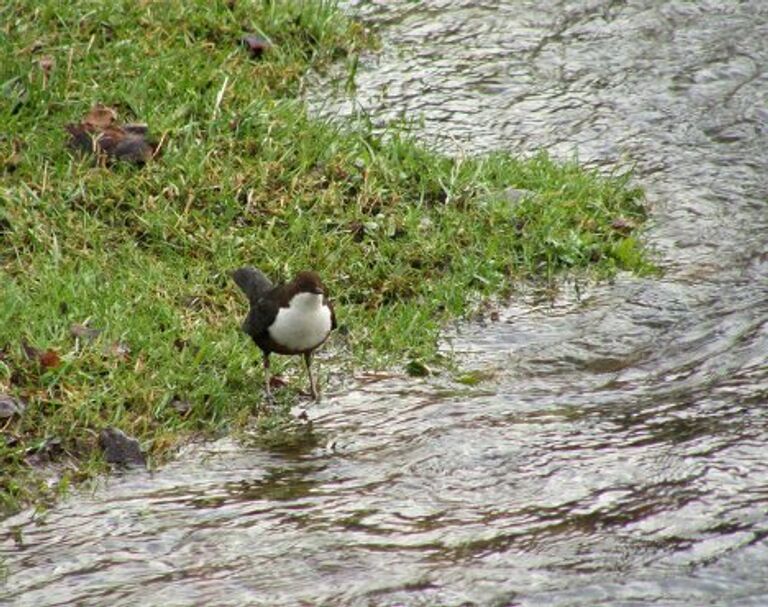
3,1,768,605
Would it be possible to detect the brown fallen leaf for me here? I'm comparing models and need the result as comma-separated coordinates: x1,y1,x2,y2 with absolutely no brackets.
66,104,157,166
65,123,94,156
39,349,61,369
99,128,155,164
241,34,272,59
67,125,155,165
38,56,54,88
20,340,60,369
83,103,117,130
105,340,131,362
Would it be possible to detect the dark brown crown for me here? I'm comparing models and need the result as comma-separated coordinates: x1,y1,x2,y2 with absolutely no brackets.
289,271,325,295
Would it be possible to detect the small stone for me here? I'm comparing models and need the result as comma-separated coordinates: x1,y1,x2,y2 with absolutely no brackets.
98,427,146,467
0,394,25,419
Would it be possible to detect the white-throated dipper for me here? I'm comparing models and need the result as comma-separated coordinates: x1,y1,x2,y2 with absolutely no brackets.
233,267,336,401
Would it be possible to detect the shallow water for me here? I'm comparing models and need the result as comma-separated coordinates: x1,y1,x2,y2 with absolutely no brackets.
3,1,768,605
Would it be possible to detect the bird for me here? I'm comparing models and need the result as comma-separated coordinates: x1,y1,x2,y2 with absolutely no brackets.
232,267,336,401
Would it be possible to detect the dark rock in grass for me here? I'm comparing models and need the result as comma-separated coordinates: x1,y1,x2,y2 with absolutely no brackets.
98,427,146,468
241,34,272,59
0,394,25,419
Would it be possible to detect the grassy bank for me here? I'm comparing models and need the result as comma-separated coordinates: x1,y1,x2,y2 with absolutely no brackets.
0,0,651,513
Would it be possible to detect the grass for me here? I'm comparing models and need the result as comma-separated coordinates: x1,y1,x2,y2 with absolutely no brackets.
0,0,653,514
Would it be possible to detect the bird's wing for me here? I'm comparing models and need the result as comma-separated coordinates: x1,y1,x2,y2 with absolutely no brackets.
244,292,281,339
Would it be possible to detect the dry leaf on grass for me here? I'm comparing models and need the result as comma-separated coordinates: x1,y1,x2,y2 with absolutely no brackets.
82,103,117,130
37,56,55,87
21,340,61,369
39,350,61,369
105,340,131,362
66,103,158,165
241,34,272,59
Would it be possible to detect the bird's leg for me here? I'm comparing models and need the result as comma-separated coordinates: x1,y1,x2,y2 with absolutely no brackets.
262,351,273,403
304,351,318,401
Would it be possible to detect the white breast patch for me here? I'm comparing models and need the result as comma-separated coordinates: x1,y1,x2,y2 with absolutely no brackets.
268,292,332,352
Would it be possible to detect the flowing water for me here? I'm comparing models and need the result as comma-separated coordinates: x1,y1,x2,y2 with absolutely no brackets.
3,1,768,605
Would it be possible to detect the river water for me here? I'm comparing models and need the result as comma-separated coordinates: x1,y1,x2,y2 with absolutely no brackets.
2,1,768,605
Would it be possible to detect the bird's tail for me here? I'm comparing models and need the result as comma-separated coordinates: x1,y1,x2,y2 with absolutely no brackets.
232,266,273,304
